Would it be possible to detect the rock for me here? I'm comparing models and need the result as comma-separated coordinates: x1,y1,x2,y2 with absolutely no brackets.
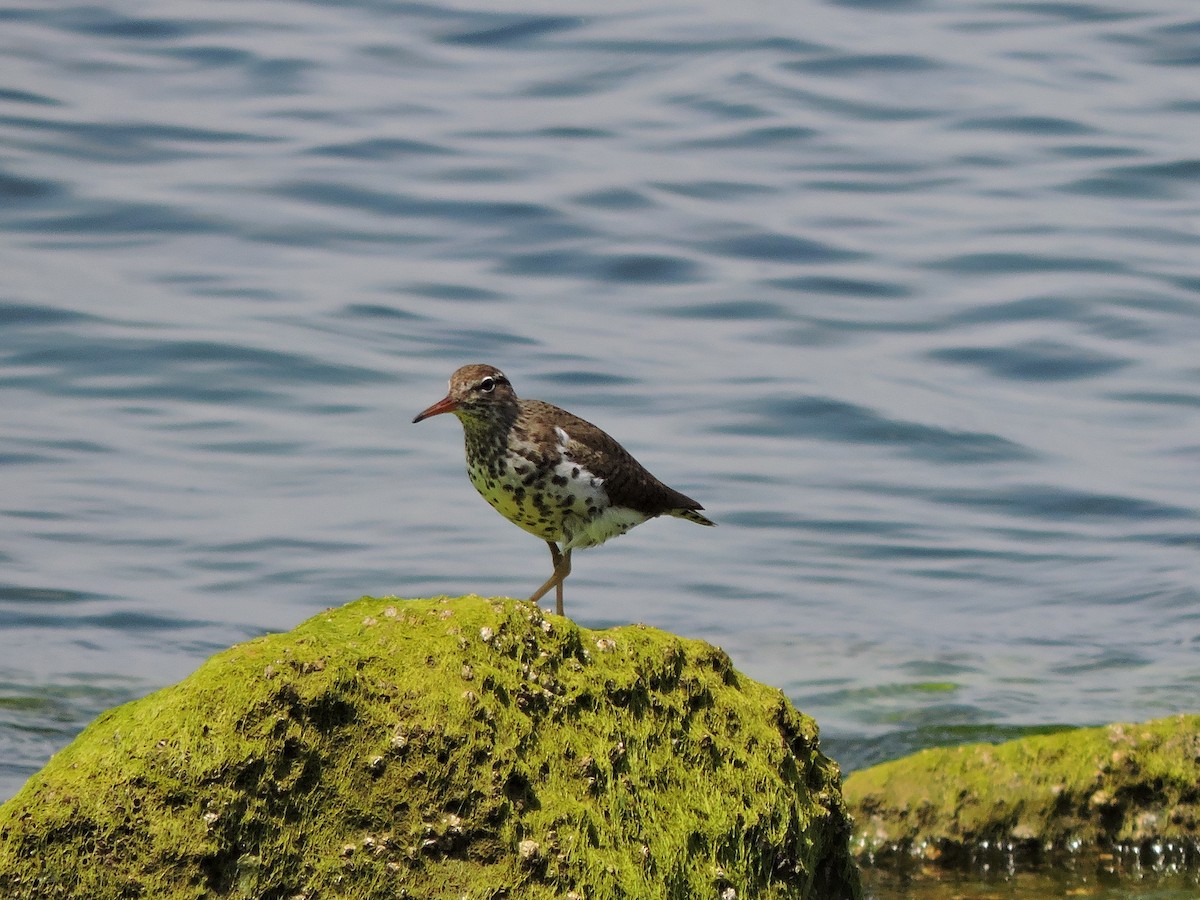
0,595,862,899
844,714,1200,871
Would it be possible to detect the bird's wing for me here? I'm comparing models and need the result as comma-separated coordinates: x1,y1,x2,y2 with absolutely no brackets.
524,401,705,516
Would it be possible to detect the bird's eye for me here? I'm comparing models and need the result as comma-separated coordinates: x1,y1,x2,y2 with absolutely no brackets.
479,377,496,393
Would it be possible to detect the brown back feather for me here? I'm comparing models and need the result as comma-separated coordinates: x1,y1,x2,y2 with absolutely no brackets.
519,400,708,518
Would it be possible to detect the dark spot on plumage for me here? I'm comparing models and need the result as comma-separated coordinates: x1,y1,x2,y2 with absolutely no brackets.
571,467,580,479
513,487,526,503
551,474,568,487
522,471,539,487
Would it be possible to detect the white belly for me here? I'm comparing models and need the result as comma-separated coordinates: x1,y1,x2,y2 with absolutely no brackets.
562,504,650,550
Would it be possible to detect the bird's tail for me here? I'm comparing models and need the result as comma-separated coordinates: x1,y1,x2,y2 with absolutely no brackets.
671,508,716,527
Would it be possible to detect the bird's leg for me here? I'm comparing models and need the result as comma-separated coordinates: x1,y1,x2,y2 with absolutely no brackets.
554,549,568,617
529,541,571,615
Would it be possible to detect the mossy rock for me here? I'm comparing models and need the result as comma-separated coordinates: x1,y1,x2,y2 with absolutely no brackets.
845,714,1200,870
0,595,861,899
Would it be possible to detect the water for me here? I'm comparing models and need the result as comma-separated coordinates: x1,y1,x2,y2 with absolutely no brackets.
863,865,1200,899
1,2,1198,895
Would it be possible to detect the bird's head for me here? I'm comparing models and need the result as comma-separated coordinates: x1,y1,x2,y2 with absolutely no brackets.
413,364,518,425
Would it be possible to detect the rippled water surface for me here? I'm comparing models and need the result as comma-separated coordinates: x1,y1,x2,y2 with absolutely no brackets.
2,2,1199,895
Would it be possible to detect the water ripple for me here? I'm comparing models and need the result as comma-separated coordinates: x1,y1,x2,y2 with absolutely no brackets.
15,201,222,238
1063,158,1200,199
0,302,90,327
952,114,1095,136
785,53,943,76
307,137,456,160
55,6,216,40
499,249,702,284
928,485,1194,523
930,341,1131,381
0,87,59,106
702,230,861,264
274,180,558,224
0,170,58,203
439,15,583,48
672,125,821,149
928,252,1127,275
725,395,1034,464
767,275,911,298
0,115,272,162
3,336,384,404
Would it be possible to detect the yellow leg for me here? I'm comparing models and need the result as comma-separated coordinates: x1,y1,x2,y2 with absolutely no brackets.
529,542,571,616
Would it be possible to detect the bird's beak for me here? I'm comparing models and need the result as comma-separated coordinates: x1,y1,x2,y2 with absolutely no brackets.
412,394,458,423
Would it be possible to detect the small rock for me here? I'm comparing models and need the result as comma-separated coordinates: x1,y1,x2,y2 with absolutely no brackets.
1089,789,1114,809
518,839,540,862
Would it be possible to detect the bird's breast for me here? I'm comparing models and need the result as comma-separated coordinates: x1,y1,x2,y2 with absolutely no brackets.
466,447,641,547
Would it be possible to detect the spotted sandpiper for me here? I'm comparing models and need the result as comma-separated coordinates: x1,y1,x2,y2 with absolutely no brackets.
413,364,714,616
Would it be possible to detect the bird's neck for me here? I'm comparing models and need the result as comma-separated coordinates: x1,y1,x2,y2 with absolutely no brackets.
458,403,519,461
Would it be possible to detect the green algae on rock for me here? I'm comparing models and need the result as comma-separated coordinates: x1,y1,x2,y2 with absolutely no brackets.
845,714,1200,871
0,595,861,900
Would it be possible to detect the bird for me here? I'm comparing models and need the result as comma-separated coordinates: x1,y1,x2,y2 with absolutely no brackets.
412,364,714,616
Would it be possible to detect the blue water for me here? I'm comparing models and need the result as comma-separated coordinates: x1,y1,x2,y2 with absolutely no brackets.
2,2,1199,894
